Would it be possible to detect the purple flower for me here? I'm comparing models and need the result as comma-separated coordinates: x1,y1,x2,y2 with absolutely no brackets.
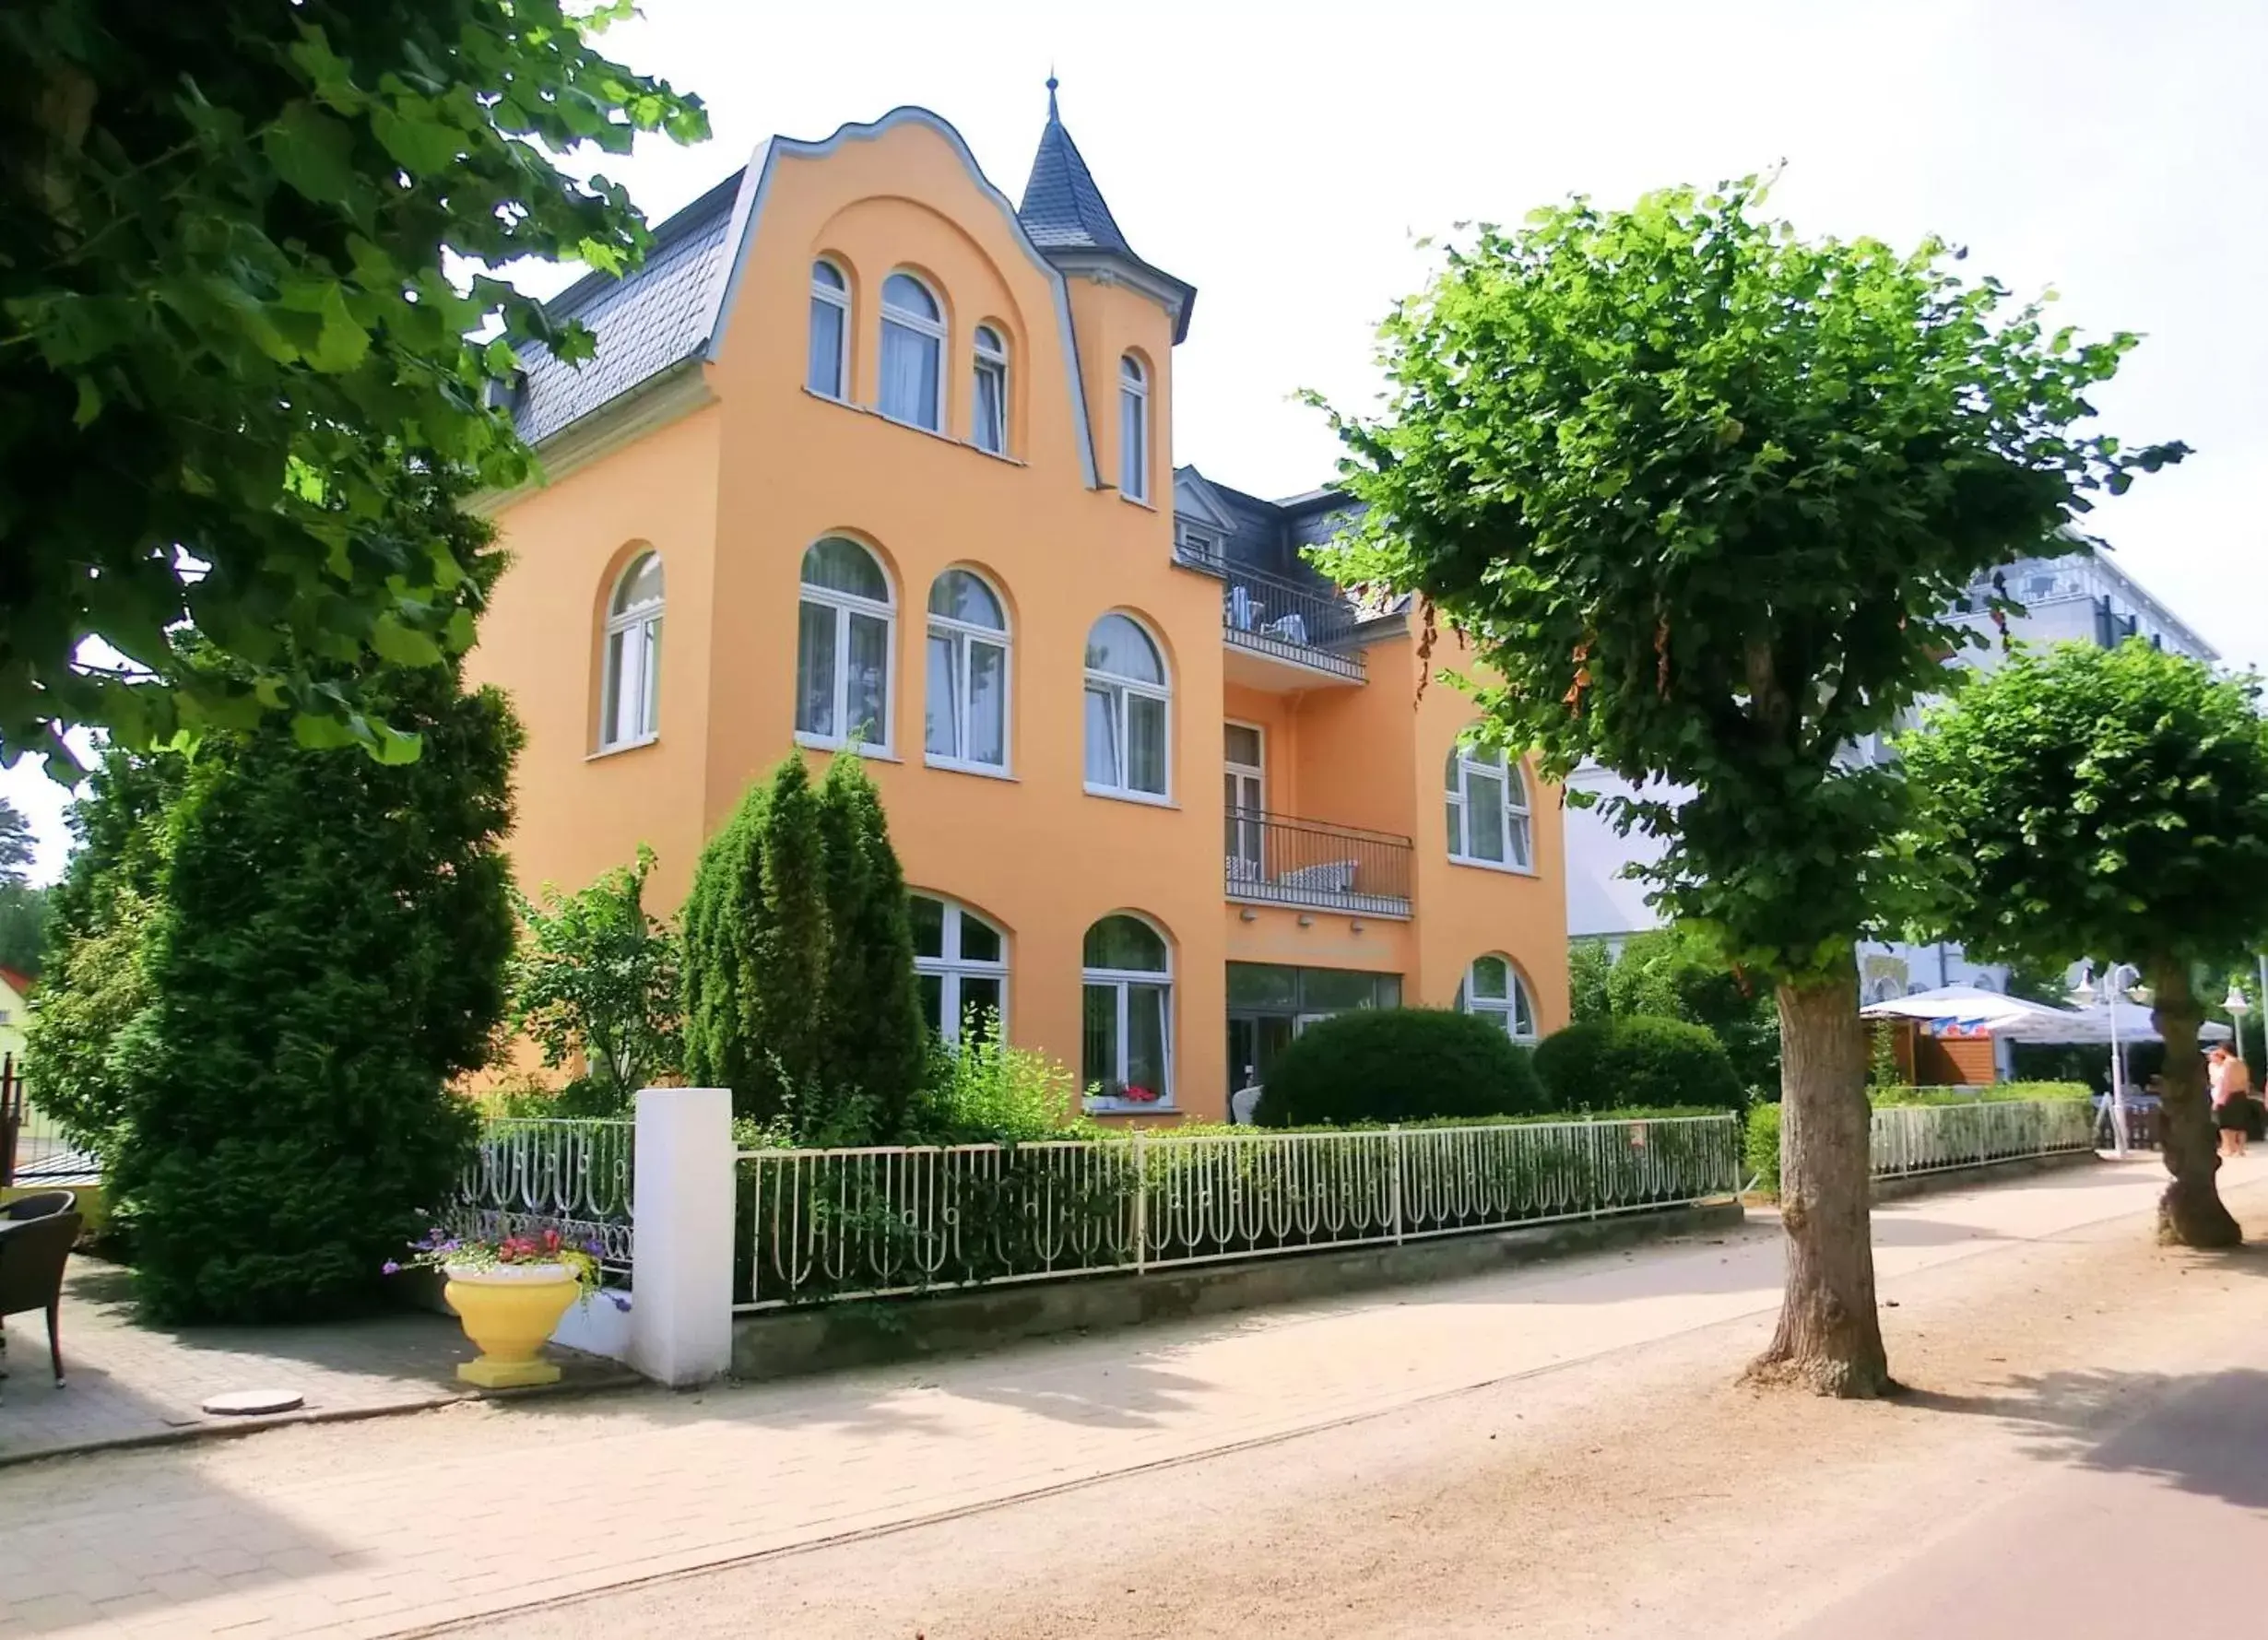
381,1261,401,1275
606,1292,632,1312
583,1238,606,1257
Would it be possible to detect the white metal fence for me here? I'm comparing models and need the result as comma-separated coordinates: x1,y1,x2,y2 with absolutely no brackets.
1870,1099,2097,1180
454,1117,635,1280
735,1115,1741,1310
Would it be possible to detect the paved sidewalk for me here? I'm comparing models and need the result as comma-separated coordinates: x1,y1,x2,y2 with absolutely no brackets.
0,1259,626,1467
0,1155,2248,1638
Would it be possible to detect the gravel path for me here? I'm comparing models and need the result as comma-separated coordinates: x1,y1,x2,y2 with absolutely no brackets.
473,1167,2268,1640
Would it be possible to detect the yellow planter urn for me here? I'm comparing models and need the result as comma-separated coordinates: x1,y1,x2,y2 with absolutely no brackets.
443,1262,581,1388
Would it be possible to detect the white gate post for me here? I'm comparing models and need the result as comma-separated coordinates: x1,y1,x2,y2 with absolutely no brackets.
627,1086,734,1387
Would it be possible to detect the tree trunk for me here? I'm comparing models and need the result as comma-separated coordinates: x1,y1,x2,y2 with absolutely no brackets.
1744,972,1895,1398
2148,962,2241,1249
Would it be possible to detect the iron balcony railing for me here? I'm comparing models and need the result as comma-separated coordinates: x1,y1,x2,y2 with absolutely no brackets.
1180,550,1367,681
1224,807,1413,917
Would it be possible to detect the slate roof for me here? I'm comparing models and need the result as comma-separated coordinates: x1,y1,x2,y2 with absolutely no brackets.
1016,83,1135,256
511,170,741,446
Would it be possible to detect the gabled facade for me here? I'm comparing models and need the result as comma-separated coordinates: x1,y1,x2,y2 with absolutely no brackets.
471,96,1568,1120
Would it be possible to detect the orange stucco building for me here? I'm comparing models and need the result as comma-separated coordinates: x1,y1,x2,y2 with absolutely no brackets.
471,92,1568,1121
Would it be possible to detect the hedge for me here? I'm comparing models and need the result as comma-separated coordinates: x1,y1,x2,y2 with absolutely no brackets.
1251,1007,1546,1127
1744,1082,2096,1194
1531,1015,1747,1115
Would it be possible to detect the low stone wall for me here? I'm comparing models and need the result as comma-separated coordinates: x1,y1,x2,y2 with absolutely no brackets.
1870,1145,2097,1205
732,1199,1745,1382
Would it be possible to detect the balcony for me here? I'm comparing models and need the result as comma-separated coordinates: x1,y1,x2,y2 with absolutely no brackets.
1224,808,1413,918
1179,550,1367,689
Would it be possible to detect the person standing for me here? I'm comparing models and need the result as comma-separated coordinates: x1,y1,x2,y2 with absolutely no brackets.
2209,1044,2253,1159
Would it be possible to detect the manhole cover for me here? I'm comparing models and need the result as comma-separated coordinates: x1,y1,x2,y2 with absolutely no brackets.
201,1388,304,1417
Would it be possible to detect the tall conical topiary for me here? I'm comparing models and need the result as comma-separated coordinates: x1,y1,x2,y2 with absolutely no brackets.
817,752,926,1137
680,755,831,1122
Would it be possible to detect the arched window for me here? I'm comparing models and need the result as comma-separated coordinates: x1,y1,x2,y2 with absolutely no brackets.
599,550,663,749
1084,613,1169,799
926,569,1010,772
1083,914,1172,1103
808,259,849,399
880,271,944,431
972,324,1009,454
1458,955,1538,1044
913,893,1008,1044
1446,739,1533,870
796,537,893,749
1118,355,1149,501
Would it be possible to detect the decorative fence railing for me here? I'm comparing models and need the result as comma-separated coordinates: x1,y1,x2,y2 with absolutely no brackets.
1224,808,1414,917
1870,1099,2097,1180
1180,551,1368,682
0,1056,100,1188
454,1117,636,1282
735,1115,1741,1310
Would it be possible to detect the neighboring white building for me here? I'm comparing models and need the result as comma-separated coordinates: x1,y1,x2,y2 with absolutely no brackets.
1564,547,2223,996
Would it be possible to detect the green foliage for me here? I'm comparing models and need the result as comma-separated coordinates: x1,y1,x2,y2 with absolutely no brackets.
1532,1015,1747,1115
680,753,926,1138
1572,926,1780,1095
905,1021,1093,1146
1745,1081,2094,1193
0,2,707,768
1314,177,2182,988
21,750,185,1154
0,797,31,881
1745,1103,1782,1194
508,845,680,1115
0,883,47,981
106,522,523,1323
1903,642,2268,982
1252,1008,1546,1127
1867,1022,1906,1090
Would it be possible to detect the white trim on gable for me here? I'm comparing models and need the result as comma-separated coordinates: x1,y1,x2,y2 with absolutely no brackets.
697,108,1102,492
1170,466,1241,535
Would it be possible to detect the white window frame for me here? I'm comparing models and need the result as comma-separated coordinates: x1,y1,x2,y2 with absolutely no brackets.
1082,915,1175,1108
795,538,896,754
880,270,946,432
1224,719,1266,880
598,551,663,752
1446,740,1535,873
926,568,1012,776
1118,355,1150,502
1084,614,1172,804
1459,955,1539,1044
808,259,850,401
914,894,1010,1046
972,324,1009,454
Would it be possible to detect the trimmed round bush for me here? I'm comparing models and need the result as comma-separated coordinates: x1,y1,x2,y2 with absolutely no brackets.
1251,1008,1545,1127
1531,1015,1745,1115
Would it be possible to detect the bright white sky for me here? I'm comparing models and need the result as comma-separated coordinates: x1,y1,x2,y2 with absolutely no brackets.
6,0,2262,881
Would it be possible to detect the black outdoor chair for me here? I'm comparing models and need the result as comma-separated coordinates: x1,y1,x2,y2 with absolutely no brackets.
0,1190,76,1223
0,1209,80,1398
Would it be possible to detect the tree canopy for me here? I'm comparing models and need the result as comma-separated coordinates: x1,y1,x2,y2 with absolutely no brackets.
1902,640,2268,1245
1,1,706,771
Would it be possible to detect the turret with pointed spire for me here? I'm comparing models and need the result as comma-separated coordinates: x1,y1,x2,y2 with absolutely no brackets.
1018,77,1195,341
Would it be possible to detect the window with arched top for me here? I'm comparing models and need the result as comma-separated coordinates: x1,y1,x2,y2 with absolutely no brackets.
1084,613,1169,800
880,271,944,431
1118,355,1149,501
913,893,1009,1045
795,537,893,750
1458,955,1538,1044
1446,739,1533,871
926,569,1010,773
599,550,663,749
809,260,849,399
1083,914,1172,1104
972,324,1008,454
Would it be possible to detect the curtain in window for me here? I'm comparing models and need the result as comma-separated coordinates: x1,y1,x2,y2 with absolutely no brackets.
808,299,844,396
1085,686,1120,785
926,632,961,758
973,360,1005,453
795,602,836,737
880,323,940,429
1120,386,1146,496
1127,695,1167,794
845,611,890,744
965,640,1006,765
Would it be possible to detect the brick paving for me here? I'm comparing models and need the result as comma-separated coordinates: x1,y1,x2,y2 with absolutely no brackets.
0,1259,627,1468
0,1156,2237,1639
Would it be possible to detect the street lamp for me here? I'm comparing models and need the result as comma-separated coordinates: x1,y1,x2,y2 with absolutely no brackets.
2073,961,2143,1158
2228,981,2253,1066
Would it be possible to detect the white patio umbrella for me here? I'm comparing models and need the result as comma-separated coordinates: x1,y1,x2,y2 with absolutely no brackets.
1996,999,2233,1045
1859,984,2079,1036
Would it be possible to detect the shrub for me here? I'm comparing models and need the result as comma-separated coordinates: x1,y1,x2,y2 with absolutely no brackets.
904,1021,1093,1146
1532,1015,1746,1115
1251,1008,1545,1127
507,844,681,1115
1746,1081,2097,1196
1745,1103,1782,1194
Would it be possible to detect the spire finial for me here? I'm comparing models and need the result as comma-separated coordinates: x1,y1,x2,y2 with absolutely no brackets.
1045,68,1059,122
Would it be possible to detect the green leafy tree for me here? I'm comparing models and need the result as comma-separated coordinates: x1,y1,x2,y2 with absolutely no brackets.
1,2,705,768
815,753,926,1139
680,756,833,1127
508,844,681,1115
1577,925,1781,1097
23,750,185,1152
1902,641,2268,1247
1315,178,2180,1395
0,797,33,880
107,517,523,1322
